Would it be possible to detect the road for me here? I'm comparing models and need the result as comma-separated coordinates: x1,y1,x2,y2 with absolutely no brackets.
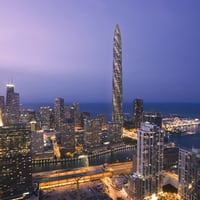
37,161,133,190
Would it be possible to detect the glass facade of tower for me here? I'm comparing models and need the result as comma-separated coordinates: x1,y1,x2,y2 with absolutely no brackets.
112,24,123,124
54,98,64,131
127,122,164,199
0,125,32,199
5,84,19,125
178,147,200,200
133,98,143,129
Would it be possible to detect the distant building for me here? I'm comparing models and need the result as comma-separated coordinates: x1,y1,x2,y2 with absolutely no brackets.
143,112,162,128
178,147,200,200
108,121,122,143
5,84,20,124
0,124,32,199
96,114,107,129
38,106,51,130
163,143,179,172
133,99,143,129
0,96,4,111
83,118,101,149
57,124,75,156
70,103,81,127
31,131,44,159
54,98,64,131
19,109,36,124
127,122,164,199
112,24,123,124
80,112,90,127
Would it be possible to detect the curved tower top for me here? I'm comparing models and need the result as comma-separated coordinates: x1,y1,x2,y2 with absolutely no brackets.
112,24,123,123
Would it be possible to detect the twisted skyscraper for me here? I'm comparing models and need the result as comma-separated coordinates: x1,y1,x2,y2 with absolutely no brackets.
112,24,123,124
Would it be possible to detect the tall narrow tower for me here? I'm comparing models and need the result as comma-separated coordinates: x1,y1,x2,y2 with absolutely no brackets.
112,24,122,123
5,83,19,124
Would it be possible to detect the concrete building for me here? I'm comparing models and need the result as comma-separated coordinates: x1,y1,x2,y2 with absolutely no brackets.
133,99,143,129
38,106,51,130
143,112,162,128
163,143,179,172
0,96,4,111
54,98,64,131
5,84,20,124
31,131,44,159
0,124,32,199
178,147,200,200
112,24,123,124
107,121,122,143
127,122,164,199
83,118,101,149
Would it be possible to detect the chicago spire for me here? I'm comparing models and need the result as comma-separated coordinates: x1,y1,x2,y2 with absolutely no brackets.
112,24,123,123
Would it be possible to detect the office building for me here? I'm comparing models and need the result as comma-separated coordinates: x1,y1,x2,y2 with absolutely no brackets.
178,147,200,200
163,143,179,172
31,131,44,159
57,124,75,156
97,114,107,129
143,112,162,128
5,84,20,124
54,98,64,131
133,99,143,129
0,124,32,199
70,103,81,127
83,118,101,149
112,24,123,124
19,109,36,124
127,122,164,199
38,106,51,130
0,108,3,127
107,121,122,143
0,96,4,111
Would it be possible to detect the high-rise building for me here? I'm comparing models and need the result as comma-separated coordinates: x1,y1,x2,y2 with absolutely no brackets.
107,121,122,143
83,118,101,149
112,24,123,124
5,84,19,124
70,103,81,127
0,96,4,111
0,124,32,199
38,106,51,130
178,147,200,200
143,112,162,128
127,122,164,199
54,98,64,131
0,108,3,127
133,99,143,129
57,124,75,155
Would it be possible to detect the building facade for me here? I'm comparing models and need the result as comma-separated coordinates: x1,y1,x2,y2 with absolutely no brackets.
112,24,123,124
133,99,143,129
38,106,51,130
143,112,162,128
5,84,20,125
127,122,164,199
54,98,64,131
107,121,122,143
178,147,200,200
83,118,101,149
0,125,32,199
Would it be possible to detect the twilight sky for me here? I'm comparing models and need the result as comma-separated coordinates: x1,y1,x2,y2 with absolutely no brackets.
0,0,200,103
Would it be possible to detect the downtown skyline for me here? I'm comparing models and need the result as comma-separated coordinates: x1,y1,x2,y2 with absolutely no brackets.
0,1,200,103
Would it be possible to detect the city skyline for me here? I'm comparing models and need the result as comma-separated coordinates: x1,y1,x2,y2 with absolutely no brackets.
0,1,200,103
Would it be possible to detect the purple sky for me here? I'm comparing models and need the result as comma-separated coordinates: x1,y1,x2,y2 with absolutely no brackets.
0,0,200,103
